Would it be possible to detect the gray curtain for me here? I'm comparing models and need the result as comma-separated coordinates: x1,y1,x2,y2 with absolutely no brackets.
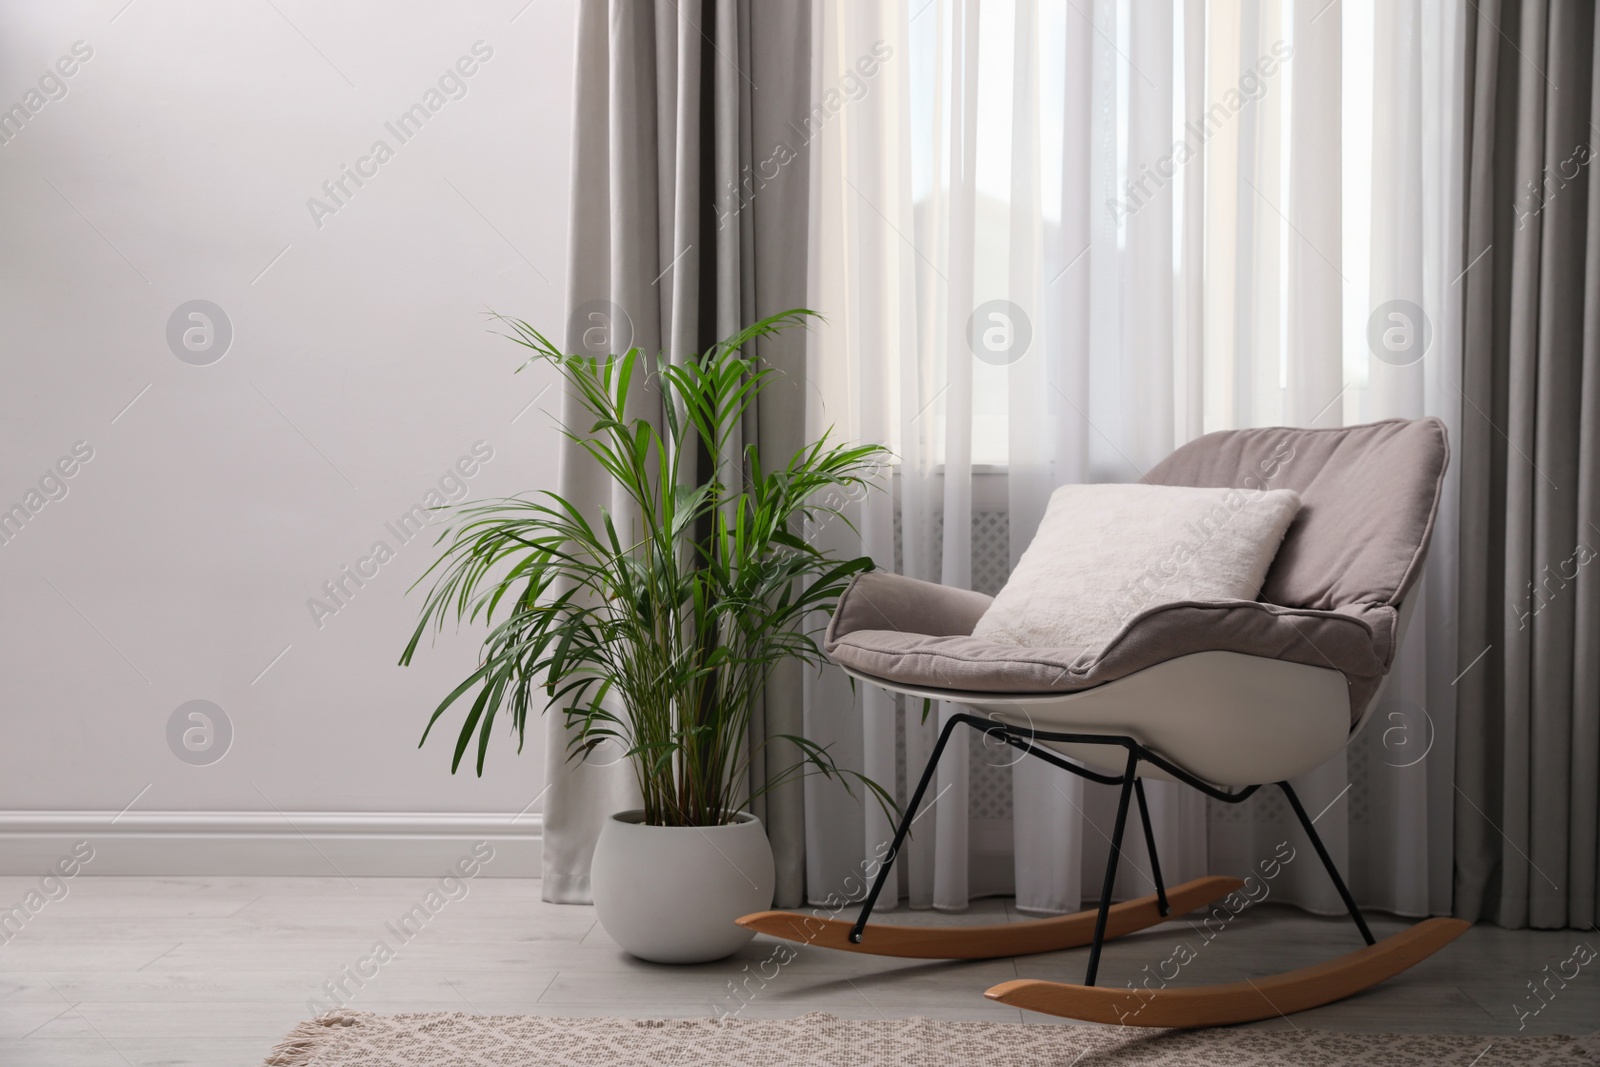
1454,0,1600,929
541,0,813,906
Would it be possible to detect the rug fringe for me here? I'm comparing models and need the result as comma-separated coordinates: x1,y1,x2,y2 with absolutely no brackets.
261,1011,365,1066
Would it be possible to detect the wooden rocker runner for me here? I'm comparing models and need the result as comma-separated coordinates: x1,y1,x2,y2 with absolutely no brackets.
738,418,1469,1027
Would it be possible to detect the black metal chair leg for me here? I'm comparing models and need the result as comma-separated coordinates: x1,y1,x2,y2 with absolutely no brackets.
1133,777,1169,917
1279,780,1376,946
1083,747,1141,987
848,712,964,943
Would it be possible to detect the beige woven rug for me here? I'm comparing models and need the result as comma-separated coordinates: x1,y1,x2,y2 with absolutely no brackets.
265,1010,1600,1066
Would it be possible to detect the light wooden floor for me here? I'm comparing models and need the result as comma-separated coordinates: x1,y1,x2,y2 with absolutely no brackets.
0,875,1594,1065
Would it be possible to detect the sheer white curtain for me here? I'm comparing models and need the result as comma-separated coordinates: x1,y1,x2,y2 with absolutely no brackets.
804,0,1465,917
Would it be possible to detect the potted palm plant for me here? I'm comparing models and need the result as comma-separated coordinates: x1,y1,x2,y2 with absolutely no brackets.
401,309,891,963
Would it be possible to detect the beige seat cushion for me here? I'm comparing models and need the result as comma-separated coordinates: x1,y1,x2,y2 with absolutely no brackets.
827,572,1393,714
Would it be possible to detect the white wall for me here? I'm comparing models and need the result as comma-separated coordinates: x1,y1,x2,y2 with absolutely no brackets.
0,0,574,869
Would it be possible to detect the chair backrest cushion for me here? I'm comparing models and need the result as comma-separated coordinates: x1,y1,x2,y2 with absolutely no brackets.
1141,418,1449,612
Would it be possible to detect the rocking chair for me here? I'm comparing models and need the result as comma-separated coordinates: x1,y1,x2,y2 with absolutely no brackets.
738,417,1466,1027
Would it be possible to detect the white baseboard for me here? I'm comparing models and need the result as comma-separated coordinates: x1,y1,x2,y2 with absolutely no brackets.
0,811,542,878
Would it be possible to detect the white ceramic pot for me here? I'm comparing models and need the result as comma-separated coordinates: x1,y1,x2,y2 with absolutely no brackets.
591,809,775,964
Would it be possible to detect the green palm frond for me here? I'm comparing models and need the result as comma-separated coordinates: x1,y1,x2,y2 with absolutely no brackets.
402,309,894,827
